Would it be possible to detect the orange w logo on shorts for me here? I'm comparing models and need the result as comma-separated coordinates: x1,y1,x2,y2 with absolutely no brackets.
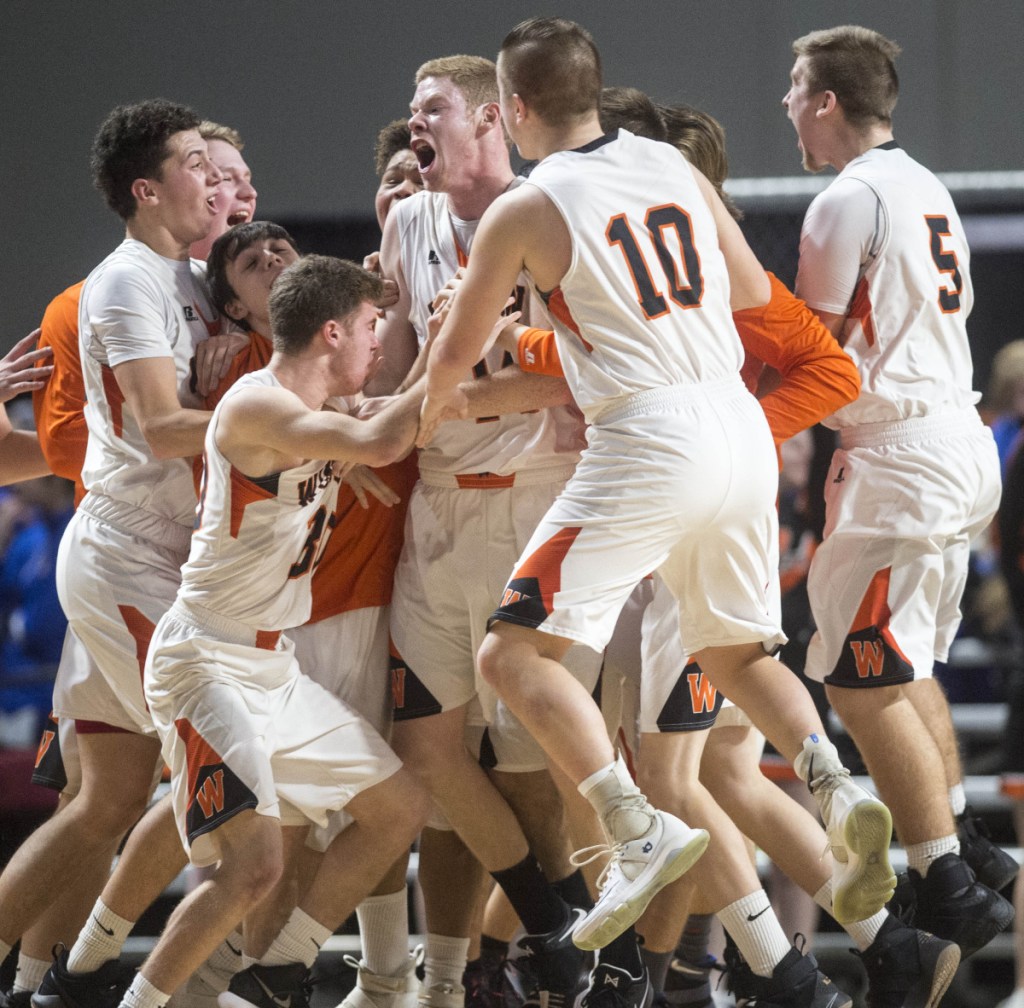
195,769,226,818
849,640,886,678
686,670,718,713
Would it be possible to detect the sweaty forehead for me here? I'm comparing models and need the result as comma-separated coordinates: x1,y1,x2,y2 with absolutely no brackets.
411,76,464,110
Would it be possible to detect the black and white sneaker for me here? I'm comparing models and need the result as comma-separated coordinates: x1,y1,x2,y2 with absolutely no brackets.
0,990,33,1008
579,964,652,1008
661,954,721,1008
957,805,1019,892
856,915,960,1008
909,852,1014,958
724,944,852,1008
515,909,589,1008
31,946,132,1008
218,963,312,1008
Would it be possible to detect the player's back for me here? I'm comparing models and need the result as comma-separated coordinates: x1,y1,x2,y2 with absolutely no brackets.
523,129,743,422
181,370,342,631
800,145,978,427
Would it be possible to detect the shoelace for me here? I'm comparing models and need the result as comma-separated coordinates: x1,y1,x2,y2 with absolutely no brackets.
570,842,626,893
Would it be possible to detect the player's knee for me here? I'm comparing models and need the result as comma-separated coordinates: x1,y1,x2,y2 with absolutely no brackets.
361,768,430,838
477,634,511,691
71,786,150,840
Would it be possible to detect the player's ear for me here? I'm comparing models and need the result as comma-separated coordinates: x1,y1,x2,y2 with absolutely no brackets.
131,177,159,208
817,90,839,118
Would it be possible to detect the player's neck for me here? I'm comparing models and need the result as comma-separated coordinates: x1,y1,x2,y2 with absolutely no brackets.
268,355,330,412
125,217,192,261
443,165,516,221
833,124,895,171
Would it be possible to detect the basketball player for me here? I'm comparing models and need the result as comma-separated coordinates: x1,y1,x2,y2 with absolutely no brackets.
0,331,51,485
784,25,1014,957
104,254,428,1008
419,18,895,1007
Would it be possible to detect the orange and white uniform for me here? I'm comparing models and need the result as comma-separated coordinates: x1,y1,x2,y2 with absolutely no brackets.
146,370,401,864
796,142,1000,687
388,188,595,770
54,239,217,736
490,130,784,660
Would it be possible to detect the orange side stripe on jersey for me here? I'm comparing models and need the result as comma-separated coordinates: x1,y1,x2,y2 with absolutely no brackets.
254,630,281,650
228,466,278,539
848,276,876,348
546,288,592,351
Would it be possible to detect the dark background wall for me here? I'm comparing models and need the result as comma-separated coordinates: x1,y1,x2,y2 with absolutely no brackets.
3,0,1022,371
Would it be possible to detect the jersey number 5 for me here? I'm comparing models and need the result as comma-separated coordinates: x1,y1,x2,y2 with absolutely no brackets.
607,204,704,320
925,215,963,313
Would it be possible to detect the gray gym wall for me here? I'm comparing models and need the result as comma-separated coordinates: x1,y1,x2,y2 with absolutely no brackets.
3,0,1022,347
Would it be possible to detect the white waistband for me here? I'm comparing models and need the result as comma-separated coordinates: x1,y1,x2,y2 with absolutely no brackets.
838,407,983,449
594,375,745,426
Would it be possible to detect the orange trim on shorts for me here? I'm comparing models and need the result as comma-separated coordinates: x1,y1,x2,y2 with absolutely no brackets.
454,472,516,489
1001,774,1024,800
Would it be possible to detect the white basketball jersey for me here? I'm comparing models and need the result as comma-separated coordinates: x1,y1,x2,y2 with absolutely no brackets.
796,143,979,427
394,189,583,476
79,238,218,526
179,370,343,630
522,130,743,422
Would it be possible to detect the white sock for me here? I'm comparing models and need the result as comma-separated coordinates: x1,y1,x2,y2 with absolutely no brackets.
717,891,791,978
262,907,332,969
357,889,410,977
13,953,50,993
423,933,470,991
793,734,843,785
195,931,245,991
949,783,967,818
120,973,170,1008
69,899,134,973
906,836,960,876
578,753,652,842
842,908,888,951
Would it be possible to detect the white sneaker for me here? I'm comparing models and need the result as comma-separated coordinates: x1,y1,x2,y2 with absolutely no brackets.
570,810,709,951
340,952,420,1008
997,990,1024,1008
813,769,896,924
417,980,465,1008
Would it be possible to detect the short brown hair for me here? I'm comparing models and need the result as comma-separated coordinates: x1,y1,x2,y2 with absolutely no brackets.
415,55,498,108
269,255,383,356
792,25,901,128
499,17,601,128
657,103,742,220
374,119,413,177
199,120,244,151
207,221,297,328
599,87,666,142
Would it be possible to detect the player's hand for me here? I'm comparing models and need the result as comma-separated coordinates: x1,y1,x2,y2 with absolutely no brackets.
194,332,249,397
430,268,466,314
0,329,52,402
343,465,400,509
416,387,468,448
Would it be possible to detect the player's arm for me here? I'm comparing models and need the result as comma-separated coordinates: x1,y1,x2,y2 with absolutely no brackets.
113,356,211,459
459,368,573,416
364,211,418,396
420,192,533,444
223,382,425,474
0,406,50,485
734,273,859,443
693,169,770,311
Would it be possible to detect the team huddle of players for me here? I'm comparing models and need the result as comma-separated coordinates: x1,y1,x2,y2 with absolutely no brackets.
0,15,1013,1008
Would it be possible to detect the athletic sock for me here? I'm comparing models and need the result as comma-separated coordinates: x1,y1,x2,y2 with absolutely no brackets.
423,934,470,992
578,754,653,842
68,898,134,973
717,891,791,979
552,868,593,911
491,854,567,936
262,907,331,969
676,913,714,966
792,734,843,785
356,888,410,977
906,835,960,876
13,953,50,994
599,925,644,977
949,783,967,818
842,908,887,951
639,944,672,992
121,973,170,1008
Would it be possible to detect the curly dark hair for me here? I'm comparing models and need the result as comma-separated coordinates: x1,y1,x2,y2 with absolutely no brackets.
90,99,201,220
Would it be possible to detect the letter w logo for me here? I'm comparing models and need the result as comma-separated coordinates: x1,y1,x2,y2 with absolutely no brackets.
850,640,885,678
687,672,718,714
195,770,226,818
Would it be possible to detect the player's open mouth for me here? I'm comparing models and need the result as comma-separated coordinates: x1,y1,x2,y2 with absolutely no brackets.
228,209,251,226
206,195,219,213
412,140,436,173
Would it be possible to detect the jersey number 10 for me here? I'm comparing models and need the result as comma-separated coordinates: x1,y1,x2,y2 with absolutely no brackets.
607,205,704,320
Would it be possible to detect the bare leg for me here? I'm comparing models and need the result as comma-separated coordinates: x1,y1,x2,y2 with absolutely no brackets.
825,683,953,844
491,769,571,882
0,732,160,948
906,678,963,792
418,826,490,940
